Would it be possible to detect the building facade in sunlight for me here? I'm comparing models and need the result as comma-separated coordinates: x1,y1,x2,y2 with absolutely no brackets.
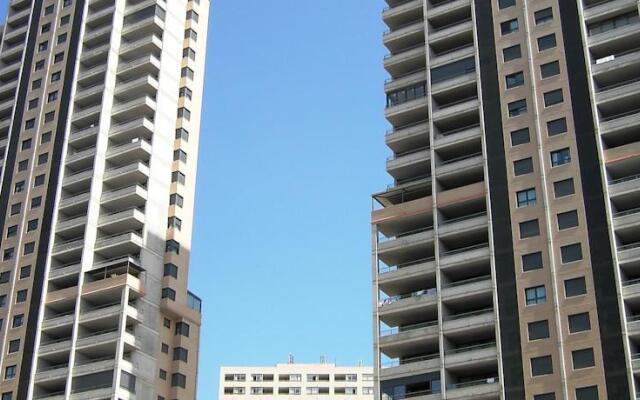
0,0,208,397
219,362,374,399
372,0,640,399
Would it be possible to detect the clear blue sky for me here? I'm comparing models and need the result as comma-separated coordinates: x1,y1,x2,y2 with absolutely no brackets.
192,1,388,397
0,1,389,398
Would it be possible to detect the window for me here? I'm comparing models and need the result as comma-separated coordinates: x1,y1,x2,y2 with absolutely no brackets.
511,127,530,146
11,314,23,328
4,365,16,379
38,153,48,165
10,203,21,215
520,219,540,239
177,107,191,120
41,131,52,143
169,193,184,207
159,369,167,380
28,99,39,109
1,393,10,400
14,181,25,193
541,61,560,78
179,87,192,100
60,15,70,26
168,216,182,230
34,174,46,186
51,72,61,82
544,89,563,107
20,265,31,279
363,388,375,395
572,348,595,369
35,60,45,71
44,111,55,122
57,33,67,44
16,289,27,303
163,318,171,328
186,10,199,22
41,23,51,33
528,320,550,340
185,29,198,41
31,197,42,209
18,160,28,172
535,8,553,24
508,99,527,117
526,285,546,305
547,117,567,136
557,210,578,230
551,148,571,166
498,0,515,8
523,252,543,272
554,178,574,197
181,67,194,79
538,34,557,51
8,339,19,353
587,11,638,36
531,355,553,376
44,4,54,14
161,343,169,353
501,19,519,35
387,81,427,104
0,271,9,283
565,277,587,297
120,371,136,393
54,52,64,63
164,263,178,278
172,171,186,185
0,295,5,307
32,79,42,90
63,0,72,6
534,394,556,400
506,71,525,89
38,41,48,52
182,48,196,60
161,287,176,301
25,119,35,130
22,139,32,150
576,386,599,400
517,188,536,207
171,373,187,388
503,44,522,61
48,91,58,102
166,240,180,254
27,219,38,232
3,248,14,261
176,128,189,141
175,322,190,337
569,312,591,333
174,150,187,163
561,243,583,264
173,347,188,362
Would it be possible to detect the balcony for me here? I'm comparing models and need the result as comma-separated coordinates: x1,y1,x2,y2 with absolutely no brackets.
68,125,100,148
77,64,107,86
114,74,158,101
384,44,427,78
588,16,640,56
72,103,102,126
80,42,111,67
441,276,492,303
75,83,105,108
380,320,439,359
379,288,438,327
51,237,84,261
35,364,69,383
109,117,154,142
618,242,640,265
62,168,94,193
387,147,430,182
49,262,82,283
429,19,473,54
56,214,88,237
435,153,484,190
584,0,638,22
101,184,148,210
446,378,500,400
119,34,162,58
83,24,112,46
383,0,423,31
38,337,73,356
103,162,149,187
384,20,425,53
86,3,115,27
59,191,91,214
93,231,144,259
73,357,116,377
378,227,435,267
106,139,152,164
386,119,429,154
97,208,145,234
66,146,97,170
117,54,160,81
381,354,440,380
111,95,156,120
445,343,497,370
70,386,113,400
386,96,429,127
432,96,479,124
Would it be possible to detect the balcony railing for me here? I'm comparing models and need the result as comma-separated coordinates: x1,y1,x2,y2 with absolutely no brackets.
379,288,437,307
446,377,499,390
382,353,439,368
379,256,435,274
380,320,438,336
379,225,433,242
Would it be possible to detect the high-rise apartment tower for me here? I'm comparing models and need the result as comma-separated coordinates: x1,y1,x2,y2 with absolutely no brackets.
0,0,209,397
373,0,640,399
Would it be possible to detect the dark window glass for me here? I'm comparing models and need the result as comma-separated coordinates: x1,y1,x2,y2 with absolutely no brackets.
506,71,525,89
34,174,45,186
185,29,197,41
172,171,186,185
554,178,574,197
561,243,583,264
14,181,25,193
8,339,19,353
34,60,45,71
28,99,38,109
175,322,190,337
541,61,560,78
569,313,591,333
169,194,184,207
11,314,23,328
186,9,198,22
41,131,52,143
387,82,427,106
171,373,187,388
161,287,176,301
164,263,178,278
531,355,553,376
565,277,587,297
576,386,599,400
38,153,48,165
32,79,42,90
31,197,42,209
544,89,564,107
44,4,54,14
57,33,67,44
19,265,31,279
173,347,188,362
0,271,9,283
161,343,169,353
526,285,546,305
511,127,530,146
54,52,64,63
10,203,21,215
520,219,540,239
535,7,553,25
60,15,70,25
538,34,557,51
168,217,182,230
557,210,578,230
16,289,27,303
166,240,180,254
501,18,519,35
498,0,515,8
523,252,543,272
120,371,136,393
22,139,32,150
18,160,27,171
508,99,527,117
547,117,567,136
517,188,536,207
159,369,167,380
587,11,639,36
572,348,595,369
431,57,475,84
27,219,38,231
528,320,549,340
176,128,189,141
534,394,555,400
514,157,534,176
503,44,522,61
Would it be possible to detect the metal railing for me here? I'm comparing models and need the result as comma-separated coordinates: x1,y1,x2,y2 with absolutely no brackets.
445,341,496,355
382,353,439,368
440,242,489,257
380,320,438,336
446,377,499,390
447,307,494,321
379,225,433,242
379,288,437,306
379,256,435,274
442,275,491,289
